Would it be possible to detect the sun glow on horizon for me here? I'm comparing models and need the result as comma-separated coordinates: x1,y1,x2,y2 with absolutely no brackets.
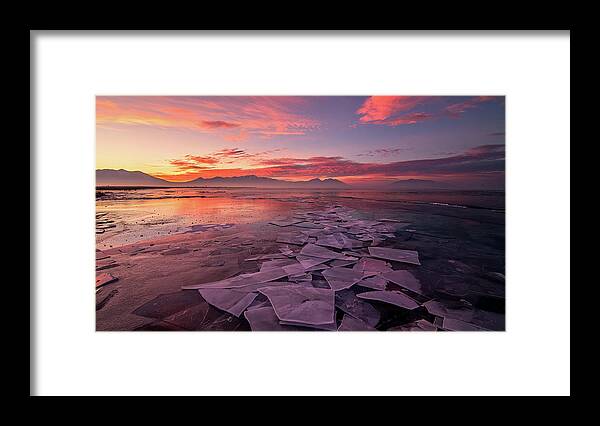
97,96,505,189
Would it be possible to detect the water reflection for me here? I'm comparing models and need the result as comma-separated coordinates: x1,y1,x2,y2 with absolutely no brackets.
96,194,296,249
95,188,505,249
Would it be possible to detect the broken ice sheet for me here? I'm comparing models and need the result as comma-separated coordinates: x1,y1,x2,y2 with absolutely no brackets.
198,288,258,317
269,219,303,227
338,314,376,331
282,262,307,277
322,266,365,291
329,259,358,267
299,229,322,237
356,275,388,290
96,272,118,288
342,250,367,257
289,273,313,284
335,289,380,327
279,319,337,331
411,319,438,331
245,294,271,311
382,270,424,295
259,258,298,271
276,232,308,246
296,255,329,270
340,234,364,249
300,243,356,261
352,257,393,275
315,234,344,250
244,306,296,331
368,247,421,265
228,268,291,286
357,290,420,310
259,285,335,325
305,263,330,272
278,245,294,256
182,268,290,290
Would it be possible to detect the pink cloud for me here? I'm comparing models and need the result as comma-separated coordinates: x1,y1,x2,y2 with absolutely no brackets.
228,145,504,179
355,96,501,127
160,145,504,186
356,96,430,123
96,96,320,139
166,148,285,175
224,131,249,142
198,120,240,129
258,131,306,136
445,96,497,117
357,148,406,157
385,112,434,126
214,148,248,158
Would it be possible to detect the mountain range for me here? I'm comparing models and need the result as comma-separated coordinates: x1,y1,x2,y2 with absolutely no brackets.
96,169,350,189
96,169,460,190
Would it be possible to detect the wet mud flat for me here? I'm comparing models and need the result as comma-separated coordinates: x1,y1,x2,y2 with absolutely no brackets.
96,193,505,331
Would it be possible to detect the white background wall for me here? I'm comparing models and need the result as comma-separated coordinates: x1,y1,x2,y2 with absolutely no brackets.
32,31,570,396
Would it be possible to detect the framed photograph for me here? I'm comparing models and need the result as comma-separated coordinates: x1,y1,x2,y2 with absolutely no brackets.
95,95,506,333
31,30,570,396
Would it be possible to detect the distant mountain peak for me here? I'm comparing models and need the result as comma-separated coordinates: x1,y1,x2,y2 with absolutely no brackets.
96,169,171,186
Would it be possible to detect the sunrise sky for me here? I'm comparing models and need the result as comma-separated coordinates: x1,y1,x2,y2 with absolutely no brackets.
96,96,505,188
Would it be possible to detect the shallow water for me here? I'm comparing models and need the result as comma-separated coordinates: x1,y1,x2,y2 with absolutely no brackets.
96,188,504,249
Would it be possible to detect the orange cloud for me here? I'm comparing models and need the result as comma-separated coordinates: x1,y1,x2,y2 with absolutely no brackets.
163,148,286,177
96,96,320,139
184,155,220,165
159,144,504,183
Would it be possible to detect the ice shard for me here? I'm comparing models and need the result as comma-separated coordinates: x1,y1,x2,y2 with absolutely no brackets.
368,247,421,265
259,285,335,325
357,290,420,310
